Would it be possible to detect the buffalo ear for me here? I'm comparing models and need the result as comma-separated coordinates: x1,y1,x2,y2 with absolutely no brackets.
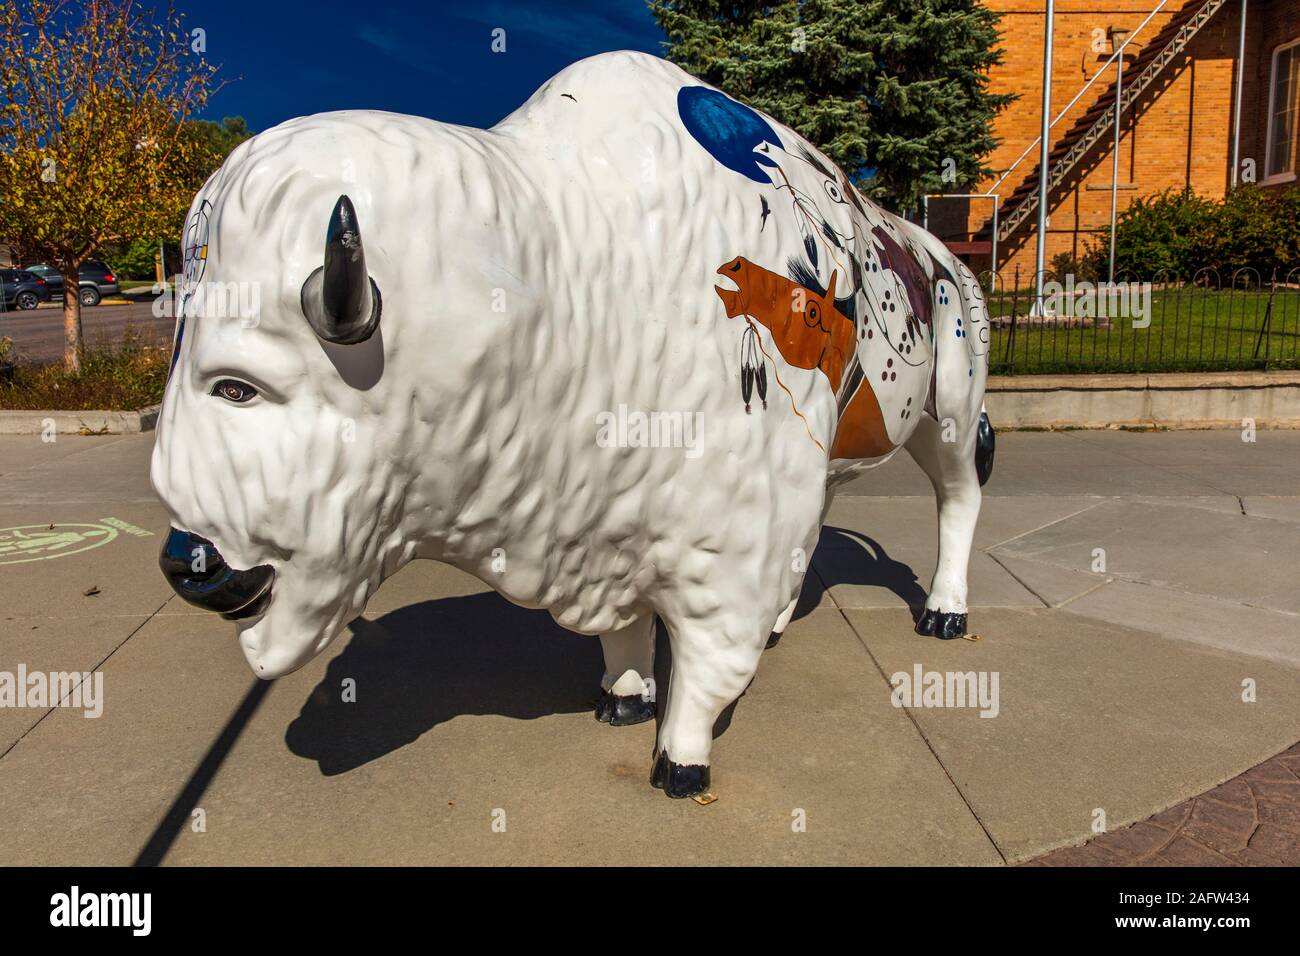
300,194,382,345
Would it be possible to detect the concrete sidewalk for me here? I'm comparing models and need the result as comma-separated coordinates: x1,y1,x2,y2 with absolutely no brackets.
0,430,1297,865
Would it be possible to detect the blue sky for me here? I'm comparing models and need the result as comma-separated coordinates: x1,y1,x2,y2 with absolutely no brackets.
177,0,667,133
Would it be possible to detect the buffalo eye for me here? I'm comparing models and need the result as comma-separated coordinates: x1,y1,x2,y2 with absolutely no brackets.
211,379,258,404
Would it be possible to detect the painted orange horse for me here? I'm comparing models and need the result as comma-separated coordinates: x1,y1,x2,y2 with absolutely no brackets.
714,257,855,392
714,256,893,459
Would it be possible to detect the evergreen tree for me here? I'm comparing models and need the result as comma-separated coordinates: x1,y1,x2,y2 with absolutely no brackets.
648,0,1014,215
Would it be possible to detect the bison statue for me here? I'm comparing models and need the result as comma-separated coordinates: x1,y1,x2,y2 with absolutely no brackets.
152,51,993,800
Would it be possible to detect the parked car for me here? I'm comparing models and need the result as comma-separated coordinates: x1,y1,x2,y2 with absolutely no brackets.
0,269,52,311
22,260,122,306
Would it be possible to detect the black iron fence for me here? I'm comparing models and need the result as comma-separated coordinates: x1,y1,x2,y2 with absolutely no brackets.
982,266,1300,375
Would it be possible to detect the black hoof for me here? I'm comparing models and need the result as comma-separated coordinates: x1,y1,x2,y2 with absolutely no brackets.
915,608,968,640
765,631,782,649
595,689,656,726
650,751,711,799
975,411,996,487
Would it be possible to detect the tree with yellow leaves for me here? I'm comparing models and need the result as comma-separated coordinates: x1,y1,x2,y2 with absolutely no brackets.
0,0,224,372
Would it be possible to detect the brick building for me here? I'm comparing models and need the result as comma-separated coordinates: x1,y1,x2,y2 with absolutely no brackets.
927,0,1300,281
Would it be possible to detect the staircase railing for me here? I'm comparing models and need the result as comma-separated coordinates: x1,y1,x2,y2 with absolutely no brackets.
996,0,1228,243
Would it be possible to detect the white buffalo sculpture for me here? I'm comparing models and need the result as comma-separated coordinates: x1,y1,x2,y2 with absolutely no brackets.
152,51,993,799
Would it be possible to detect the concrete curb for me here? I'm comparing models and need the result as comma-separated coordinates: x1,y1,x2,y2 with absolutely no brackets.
987,370,1300,430
31,297,135,309
0,403,159,435
1,370,1296,434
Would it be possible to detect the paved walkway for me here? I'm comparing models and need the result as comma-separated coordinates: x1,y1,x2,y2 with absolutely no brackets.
1028,741,1300,865
0,429,1296,865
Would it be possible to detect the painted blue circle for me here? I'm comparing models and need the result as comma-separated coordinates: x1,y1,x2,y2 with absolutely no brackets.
677,86,782,182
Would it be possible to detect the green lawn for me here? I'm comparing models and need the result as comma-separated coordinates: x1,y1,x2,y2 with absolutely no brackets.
0,333,168,410
984,289,1300,375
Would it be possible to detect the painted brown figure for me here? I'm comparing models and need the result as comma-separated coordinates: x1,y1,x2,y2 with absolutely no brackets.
830,383,893,459
715,256,855,392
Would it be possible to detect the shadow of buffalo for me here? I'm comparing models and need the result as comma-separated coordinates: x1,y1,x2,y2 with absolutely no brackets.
286,529,923,775
794,525,928,625
285,593,603,775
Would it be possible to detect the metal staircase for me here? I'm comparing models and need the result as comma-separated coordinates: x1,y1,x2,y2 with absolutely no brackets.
995,0,1228,244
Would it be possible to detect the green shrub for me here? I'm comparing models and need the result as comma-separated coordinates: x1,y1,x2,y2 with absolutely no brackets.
0,330,169,410
1212,187,1270,277
1102,189,1218,280
1050,250,1104,283
101,238,162,281
1096,185,1300,282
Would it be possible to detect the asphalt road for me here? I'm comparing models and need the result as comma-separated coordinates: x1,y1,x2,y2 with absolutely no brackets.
0,296,174,364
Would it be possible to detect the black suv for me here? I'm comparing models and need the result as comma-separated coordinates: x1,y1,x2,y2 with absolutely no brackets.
0,269,53,310
23,261,122,306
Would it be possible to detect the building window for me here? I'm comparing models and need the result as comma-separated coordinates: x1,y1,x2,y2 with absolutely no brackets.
1266,39,1300,180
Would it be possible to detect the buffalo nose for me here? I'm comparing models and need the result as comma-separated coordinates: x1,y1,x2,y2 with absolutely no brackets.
159,527,274,619
160,527,225,582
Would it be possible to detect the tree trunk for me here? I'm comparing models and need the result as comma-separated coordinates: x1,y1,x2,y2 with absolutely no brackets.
61,261,83,374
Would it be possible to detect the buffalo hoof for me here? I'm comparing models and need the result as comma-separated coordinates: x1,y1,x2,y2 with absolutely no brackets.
765,631,782,649
595,689,655,726
650,751,711,799
915,608,968,640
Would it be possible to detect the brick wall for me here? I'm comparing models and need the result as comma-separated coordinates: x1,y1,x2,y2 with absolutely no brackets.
943,0,1300,281
1253,0,1300,184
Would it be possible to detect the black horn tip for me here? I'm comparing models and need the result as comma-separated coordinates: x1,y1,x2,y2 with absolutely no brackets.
330,194,356,230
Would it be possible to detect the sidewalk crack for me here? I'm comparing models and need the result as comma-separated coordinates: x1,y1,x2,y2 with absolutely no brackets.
0,594,174,763
836,606,1009,865
986,551,1051,608
982,499,1108,552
